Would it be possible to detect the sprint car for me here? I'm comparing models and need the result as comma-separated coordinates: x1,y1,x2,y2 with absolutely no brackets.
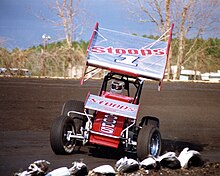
50,22,174,160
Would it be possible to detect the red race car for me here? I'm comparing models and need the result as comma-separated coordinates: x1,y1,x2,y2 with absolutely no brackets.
50,22,174,160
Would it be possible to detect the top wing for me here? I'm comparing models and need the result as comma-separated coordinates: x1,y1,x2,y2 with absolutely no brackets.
82,22,174,87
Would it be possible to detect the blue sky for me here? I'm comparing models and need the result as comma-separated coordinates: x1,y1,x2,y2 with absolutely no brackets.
0,0,156,50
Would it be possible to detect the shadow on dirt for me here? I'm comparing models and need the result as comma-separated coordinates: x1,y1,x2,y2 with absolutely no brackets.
87,139,208,160
88,146,126,160
161,139,208,154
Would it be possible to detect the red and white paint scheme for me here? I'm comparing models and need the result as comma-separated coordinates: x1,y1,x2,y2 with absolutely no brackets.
91,46,166,56
85,94,139,119
85,93,139,148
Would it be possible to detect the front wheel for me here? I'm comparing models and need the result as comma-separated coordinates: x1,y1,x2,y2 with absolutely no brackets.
61,100,86,134
50,115,77,154
137,125,161,161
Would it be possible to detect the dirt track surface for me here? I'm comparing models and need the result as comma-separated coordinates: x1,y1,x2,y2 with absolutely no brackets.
0,77,220,175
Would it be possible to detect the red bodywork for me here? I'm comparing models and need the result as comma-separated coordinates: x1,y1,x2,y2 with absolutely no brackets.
89,112,126,148
89,91,134,148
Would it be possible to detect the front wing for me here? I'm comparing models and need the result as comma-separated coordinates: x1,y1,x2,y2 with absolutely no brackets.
85,94,139,119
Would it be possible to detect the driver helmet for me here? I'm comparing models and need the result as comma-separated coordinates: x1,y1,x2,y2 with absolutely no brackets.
110,80,125,94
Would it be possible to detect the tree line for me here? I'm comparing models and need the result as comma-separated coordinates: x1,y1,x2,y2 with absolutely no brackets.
0,37,219,78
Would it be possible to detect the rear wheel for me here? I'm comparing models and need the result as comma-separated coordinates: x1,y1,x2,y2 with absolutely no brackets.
50,115,76,154
137,125,161,161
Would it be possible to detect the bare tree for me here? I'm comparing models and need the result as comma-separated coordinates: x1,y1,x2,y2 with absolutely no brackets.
0,37,8,48
127,0,220,79
174,0,194,79
0,47,11,69
133,0,167,33
33,0,86,48
173,0,220,79
127,0,173,79
30,0,87,76
55,0,85,48
166,0,172,79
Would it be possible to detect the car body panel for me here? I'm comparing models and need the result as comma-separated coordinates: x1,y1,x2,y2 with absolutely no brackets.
85,94,139,119
89,112,126,148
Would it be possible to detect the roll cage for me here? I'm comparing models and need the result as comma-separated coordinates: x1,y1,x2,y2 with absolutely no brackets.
99,72,144,105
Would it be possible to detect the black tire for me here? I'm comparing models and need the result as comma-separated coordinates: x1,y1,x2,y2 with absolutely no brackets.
50,115,77,154
138,116,160,128
137,125,161,161
61,100,86,133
